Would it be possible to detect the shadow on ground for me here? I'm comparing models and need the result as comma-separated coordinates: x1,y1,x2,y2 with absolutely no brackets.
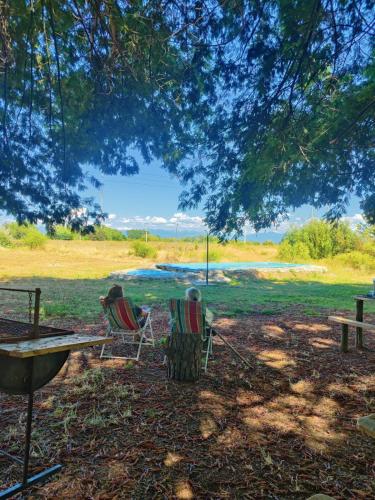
1,301,374,498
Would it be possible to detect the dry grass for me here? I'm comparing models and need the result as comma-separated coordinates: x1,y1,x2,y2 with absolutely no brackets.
1,240,375,320
0,240,277,280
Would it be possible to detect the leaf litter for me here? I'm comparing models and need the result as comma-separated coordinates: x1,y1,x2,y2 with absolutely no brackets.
0,306,374,498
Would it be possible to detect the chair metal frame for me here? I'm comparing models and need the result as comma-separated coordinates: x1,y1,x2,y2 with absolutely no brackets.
202,327,214,372
100,299,155,361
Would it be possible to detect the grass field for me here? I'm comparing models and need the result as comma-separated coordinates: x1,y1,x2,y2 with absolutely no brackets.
0,239,374,320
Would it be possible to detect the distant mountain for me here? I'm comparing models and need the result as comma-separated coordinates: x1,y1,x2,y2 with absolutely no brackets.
124,228,284,242
244,232,284,243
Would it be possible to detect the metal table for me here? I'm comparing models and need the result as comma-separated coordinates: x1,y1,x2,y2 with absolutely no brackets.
0,287,111,499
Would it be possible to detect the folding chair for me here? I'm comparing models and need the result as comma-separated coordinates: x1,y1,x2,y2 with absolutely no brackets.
100,297,154,361
168,299,213,372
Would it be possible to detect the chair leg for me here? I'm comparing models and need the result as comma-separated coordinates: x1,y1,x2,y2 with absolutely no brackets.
100,343,105,359
204,339,210,372
100,327,112,359
149,318,155,346
135,330,144,361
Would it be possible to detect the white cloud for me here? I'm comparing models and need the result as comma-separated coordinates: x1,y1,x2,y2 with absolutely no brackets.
107,213,117,220
341,213,365,229
115,213,206,231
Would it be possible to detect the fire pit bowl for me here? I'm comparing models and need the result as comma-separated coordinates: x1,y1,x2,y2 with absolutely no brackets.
0,350,69,395
0,287,112,499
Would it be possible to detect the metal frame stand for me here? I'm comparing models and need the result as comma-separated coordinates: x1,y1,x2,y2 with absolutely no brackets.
0,358,62,499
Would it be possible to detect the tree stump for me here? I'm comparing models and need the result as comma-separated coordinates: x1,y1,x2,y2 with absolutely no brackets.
165,332,202,381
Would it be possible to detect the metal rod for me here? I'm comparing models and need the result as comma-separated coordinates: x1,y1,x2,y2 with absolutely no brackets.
0,287,38,293
32,288,41,338
22,359,35,486
0,450,23,465
206,232,209,286
216,331,252,369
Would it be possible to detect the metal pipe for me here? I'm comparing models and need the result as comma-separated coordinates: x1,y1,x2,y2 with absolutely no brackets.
22,359,35,486
0,450,23,465
32,288,41,338
206,232,209,286
216,331,252,369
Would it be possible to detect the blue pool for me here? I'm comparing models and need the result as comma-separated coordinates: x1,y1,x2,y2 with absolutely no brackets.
111,261,325,280
124,269,183,279
157,262,307,272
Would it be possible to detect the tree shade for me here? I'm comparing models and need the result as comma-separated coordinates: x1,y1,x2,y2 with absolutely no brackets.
0,1,374,234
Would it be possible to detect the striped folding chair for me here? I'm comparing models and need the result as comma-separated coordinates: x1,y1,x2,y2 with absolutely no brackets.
168,299,213,372
100,297,154,361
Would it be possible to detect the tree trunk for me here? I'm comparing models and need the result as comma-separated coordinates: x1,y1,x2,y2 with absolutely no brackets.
165,332,202,381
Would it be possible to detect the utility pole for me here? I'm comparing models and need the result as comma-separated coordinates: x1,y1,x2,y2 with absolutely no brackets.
206,231,209,286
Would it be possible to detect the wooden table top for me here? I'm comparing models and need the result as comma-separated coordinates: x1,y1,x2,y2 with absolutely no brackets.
354,295,375,302
0,334,112,358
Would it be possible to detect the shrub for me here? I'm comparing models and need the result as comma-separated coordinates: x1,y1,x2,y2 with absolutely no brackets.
361,241,375,257
132,241,158,259
334,251,375,271
331,221,360,254
22,229,47,249
5,222,30,239
0,229,12,248
127,229,147,240
50,225,76,240
278,241,310,262
5,223,47,249
280,219,360,260
205,248,222,262
86,225,126,241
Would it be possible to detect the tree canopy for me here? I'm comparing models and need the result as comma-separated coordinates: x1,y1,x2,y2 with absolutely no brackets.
176,0,375,235
0,0,209,228
1,1,374,235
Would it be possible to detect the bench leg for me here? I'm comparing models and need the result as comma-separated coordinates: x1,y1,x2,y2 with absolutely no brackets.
341,324,349,353
356,299,364,348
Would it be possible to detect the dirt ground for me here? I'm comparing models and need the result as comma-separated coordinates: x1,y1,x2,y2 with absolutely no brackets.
1,309,375,499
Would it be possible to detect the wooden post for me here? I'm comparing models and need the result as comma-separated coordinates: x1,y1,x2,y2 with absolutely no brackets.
341,324,349,353
356,299,364,348
165,333,202,381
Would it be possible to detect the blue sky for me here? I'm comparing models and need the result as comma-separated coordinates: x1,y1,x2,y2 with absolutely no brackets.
85,159,364,237
0,160,364,238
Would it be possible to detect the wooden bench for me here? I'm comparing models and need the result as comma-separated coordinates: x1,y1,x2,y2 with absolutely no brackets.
328,316,375,352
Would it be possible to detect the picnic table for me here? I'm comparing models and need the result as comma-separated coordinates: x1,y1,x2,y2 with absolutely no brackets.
328,293,375,352
354,295,375,348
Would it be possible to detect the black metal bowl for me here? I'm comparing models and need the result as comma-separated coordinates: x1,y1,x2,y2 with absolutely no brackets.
0,351,70,395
